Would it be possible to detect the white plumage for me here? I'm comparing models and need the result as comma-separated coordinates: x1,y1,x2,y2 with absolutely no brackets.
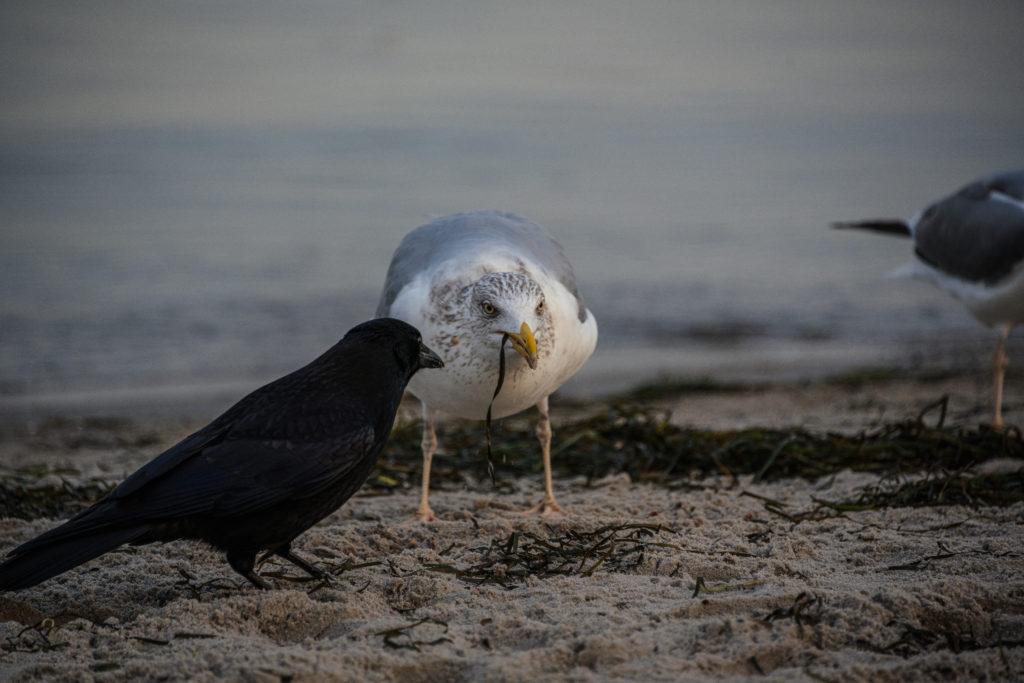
376,211,598,520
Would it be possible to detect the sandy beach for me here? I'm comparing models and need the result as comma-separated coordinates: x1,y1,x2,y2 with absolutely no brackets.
0,374,1022,681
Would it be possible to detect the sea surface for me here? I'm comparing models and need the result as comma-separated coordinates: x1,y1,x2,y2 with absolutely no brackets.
2,0,1023,417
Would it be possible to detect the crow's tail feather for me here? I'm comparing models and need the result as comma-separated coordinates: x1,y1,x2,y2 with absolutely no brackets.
0,526,149,591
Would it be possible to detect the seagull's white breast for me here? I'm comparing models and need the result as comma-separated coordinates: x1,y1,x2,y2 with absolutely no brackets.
389,257,597,420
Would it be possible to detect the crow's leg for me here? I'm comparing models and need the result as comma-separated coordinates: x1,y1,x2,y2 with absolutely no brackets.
227,550,271,589
269,546,333,582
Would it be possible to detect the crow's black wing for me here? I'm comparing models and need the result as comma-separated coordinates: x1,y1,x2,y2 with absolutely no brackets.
104,355,350,502
7,411,377,554
107,419,236,500
129,423,378,521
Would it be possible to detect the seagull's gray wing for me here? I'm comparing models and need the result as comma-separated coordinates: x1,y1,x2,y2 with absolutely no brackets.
914,170,1024,285
376,211,589,322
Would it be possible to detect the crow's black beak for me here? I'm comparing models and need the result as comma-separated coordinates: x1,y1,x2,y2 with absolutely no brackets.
418,343,445,369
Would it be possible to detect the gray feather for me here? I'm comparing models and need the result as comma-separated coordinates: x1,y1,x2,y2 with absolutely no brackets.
376,211,589,322
913,170,1024,285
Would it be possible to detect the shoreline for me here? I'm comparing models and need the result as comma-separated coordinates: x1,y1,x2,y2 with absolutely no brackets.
5,324,1021,425
1,362,1017,431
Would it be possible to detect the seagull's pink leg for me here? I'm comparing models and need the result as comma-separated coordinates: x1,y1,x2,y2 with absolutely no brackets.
410,404,439,522
992,324,1012,430
518,396,566,517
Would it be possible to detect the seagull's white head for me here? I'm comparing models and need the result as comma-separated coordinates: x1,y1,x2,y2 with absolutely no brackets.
467,272,549,369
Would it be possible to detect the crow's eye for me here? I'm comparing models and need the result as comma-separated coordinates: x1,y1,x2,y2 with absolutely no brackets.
481,301,498,316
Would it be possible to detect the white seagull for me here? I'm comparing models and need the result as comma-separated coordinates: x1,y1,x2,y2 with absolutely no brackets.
375,211,598,520
834,169,1024,428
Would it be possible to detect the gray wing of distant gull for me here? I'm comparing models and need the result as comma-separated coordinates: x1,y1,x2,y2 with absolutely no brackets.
912,170,1024,285
376,210,590,322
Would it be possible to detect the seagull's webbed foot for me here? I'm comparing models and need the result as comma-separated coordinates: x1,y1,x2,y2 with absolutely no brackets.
405,505,439,523
517,498,568,518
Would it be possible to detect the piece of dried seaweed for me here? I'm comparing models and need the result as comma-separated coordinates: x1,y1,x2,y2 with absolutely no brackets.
375,617,451,651
0,473,114,520
423,523,678,588
834,468,1024,509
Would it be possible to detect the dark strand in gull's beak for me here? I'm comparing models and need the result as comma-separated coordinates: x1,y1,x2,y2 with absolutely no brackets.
418,343,445,369
503,321,538,370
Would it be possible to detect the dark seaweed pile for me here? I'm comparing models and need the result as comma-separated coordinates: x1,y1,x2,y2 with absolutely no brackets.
1,396,1021,520
372,398,1022,509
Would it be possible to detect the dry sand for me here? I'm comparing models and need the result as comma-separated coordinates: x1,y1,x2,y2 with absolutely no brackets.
0,376,1022,681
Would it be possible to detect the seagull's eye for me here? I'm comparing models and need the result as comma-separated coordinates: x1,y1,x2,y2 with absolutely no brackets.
536,299,545,314
481,301,498,316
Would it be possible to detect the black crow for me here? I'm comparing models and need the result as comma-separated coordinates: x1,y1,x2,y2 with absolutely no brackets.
0,318,443,590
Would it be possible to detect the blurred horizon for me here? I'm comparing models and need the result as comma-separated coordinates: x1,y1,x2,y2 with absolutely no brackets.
2,0,1023,417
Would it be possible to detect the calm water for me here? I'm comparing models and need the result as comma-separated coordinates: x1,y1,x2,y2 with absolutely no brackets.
2,1,1023,416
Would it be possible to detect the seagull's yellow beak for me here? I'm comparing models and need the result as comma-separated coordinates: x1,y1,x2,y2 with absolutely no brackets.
502,321,538,370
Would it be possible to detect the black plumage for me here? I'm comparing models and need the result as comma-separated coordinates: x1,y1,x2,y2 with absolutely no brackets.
0,318,443,590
